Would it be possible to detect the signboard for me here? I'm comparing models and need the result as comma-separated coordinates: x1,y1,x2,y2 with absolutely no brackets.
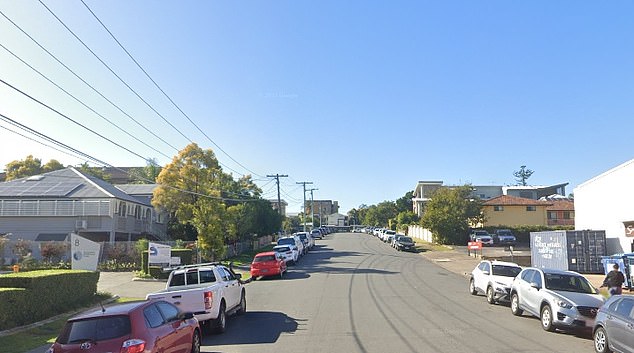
170,256,181,265
148,242,171,264
71,233,101,271
624,221,634,237
468,241,482,250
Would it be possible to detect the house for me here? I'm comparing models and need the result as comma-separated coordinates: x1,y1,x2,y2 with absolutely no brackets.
412,180,569,218
574,159,634,254
544,198,575,227
327,213,347,227
0,167,167,244
482,195,552,227
268,199,288,216
305,200,339,218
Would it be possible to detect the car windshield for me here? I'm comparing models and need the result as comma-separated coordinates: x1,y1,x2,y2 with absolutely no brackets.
278,238,294,246
399,237,413,243
57,315,131,344
544,273,597,294
274,246,290,252
491,265,521,277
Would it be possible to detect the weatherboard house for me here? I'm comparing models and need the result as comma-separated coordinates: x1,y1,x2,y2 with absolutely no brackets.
0,167,167,244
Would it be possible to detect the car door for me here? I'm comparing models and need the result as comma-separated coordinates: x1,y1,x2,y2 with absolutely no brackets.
219,266,241,309
522,270,543,317
143,303,175,352
608,297,634,352
473,262,488,293
156,301,191,353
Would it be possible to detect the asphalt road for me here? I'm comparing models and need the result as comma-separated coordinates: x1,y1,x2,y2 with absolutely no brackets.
201,232,596,353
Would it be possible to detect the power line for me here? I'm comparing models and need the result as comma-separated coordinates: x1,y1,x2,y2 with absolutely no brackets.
296,181,313,231
0,9,179,152
0,42,173,161
267,174,288,217
79,0,265,179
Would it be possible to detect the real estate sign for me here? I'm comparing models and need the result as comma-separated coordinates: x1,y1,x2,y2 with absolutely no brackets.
148,242,171,264
71,233,101,271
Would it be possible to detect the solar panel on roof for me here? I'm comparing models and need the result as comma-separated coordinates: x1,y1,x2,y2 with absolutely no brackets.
0,182,82,197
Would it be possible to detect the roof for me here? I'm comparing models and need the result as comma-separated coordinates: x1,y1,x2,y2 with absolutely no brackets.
576,158,634,190
545,200,574,211
254,251,276,257
483,195,553,206
115,184,158,195
0,168,150,206
71,300,148,320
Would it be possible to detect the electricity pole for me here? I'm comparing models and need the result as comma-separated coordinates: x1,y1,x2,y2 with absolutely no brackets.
296,181,313,231
267,174,288,218
309,188,318,229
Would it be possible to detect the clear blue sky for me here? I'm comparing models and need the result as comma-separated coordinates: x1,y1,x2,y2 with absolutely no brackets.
1,1,633,214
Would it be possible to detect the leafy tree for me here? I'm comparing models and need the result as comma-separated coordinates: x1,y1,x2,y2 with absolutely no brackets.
167,218,198,241
395,211,419,228
513,165,534,186
5,155,43,180
363,201,398,228
420,185,483,245
129,159,162,184
283,215,301,233
395,191,414,213
42,159,65,173
77,162,111,182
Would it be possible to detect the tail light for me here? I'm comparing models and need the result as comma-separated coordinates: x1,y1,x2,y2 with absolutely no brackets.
204,291,213,310
120,339,145,353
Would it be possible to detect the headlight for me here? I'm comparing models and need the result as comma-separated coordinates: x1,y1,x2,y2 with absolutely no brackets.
554,299,573,309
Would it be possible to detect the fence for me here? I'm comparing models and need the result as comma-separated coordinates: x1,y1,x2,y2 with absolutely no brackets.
0,235,276,266
407,225,434,243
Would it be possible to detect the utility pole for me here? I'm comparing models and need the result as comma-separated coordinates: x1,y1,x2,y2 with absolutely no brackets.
296,181,313,231
267,174,288,218
309,188,318,229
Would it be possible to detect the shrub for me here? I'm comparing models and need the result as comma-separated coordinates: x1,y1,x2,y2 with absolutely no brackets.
40,242,68,263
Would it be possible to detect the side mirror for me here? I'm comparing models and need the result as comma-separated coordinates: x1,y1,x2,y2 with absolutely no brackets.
235,273,242,280
530,282,541,290
179,312,195,320
482,270,490,275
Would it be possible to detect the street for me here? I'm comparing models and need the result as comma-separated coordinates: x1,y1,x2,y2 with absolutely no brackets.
201,232,595,353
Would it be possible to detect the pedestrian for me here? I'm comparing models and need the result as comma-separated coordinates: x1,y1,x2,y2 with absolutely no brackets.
602,263,626,296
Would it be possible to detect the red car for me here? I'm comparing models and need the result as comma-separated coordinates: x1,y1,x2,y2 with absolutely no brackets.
46,300,201,353
250,251,287,279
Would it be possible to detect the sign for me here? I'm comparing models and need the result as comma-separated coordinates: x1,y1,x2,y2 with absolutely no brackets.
170,256,181,265
624,221,634,237
71,233,101,271
148,242,171,264
468,241,482,250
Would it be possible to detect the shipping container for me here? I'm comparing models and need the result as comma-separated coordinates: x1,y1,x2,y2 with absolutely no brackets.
530,230,607,274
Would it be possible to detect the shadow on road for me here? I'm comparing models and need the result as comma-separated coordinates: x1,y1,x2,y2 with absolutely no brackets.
203,311,304,347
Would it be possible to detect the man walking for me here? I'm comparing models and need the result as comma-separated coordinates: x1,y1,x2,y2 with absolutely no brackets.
602,263,626,296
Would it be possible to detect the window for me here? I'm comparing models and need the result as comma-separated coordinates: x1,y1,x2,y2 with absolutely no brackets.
563,211,572,219
156,302,179,323
199,270,216,283
548,211,557,220
615,298,634,318
144,305,165,328
58,316,131,344
186,270,199,285
526,206,536,212
494,206,504,211
169,273,185,287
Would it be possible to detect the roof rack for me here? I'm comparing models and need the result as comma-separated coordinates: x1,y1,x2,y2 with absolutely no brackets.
162,262,225,272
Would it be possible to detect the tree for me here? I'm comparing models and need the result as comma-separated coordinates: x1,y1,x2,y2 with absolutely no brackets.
42,159,65,173
420,185,483,245
513,165,534,186
395,211,419,229
395,191,414,213
5,155,43,180
362,201,398,228
129,158,163,183
76,162,111,182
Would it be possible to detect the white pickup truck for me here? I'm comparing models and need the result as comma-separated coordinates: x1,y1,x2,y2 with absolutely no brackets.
146,263,246,334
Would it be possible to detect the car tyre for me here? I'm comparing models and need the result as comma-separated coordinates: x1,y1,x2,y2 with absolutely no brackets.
594,326,611,353
511,293,523,316
469,279,477,295
486,286,495,304
214,302,227,334
541,305,555,332
237,291,246,315
191,329,201,353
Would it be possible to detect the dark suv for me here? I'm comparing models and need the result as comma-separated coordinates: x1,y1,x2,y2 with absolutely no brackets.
492,229,517,246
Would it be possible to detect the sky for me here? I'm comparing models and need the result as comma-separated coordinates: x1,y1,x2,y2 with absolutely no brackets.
1,0,633,214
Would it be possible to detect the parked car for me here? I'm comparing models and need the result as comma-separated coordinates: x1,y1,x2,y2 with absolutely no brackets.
296,232,312,251
278,235,304,256
273,244,297,264
470,230,494,246
383,230,397,243
469,260,522,304
510,267,605,332
593,295,634,353
492,229,517,246
393,235,416,252
311,229,323,239
146,263,246,334
46,300,201,353
250,251,287,279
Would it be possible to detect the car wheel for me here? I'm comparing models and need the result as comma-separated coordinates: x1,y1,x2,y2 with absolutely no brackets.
486,286,495,304
541,305,555,332
594,327,611,353
215,302,226,333
511,293,523,316
191,329,201,353
469,279,477,295
237,291,246,315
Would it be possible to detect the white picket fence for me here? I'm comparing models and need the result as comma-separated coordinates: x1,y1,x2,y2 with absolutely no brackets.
407,225,434,243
